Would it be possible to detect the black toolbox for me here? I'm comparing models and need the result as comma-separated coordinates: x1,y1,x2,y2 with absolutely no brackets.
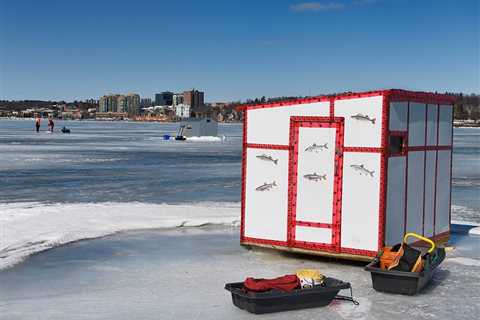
365,247,445,295
225,277,354,314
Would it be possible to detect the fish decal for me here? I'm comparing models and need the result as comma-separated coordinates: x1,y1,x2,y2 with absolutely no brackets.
303,173,327,181
255,181,277,191
304,143,328,153
256,154,278,165
351,113,376,124
350,164,375,177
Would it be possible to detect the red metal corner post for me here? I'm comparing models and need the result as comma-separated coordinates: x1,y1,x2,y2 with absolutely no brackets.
378,92,390,251
240,110,248,242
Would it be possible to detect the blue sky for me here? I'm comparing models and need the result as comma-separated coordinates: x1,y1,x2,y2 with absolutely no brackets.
0,0,478,102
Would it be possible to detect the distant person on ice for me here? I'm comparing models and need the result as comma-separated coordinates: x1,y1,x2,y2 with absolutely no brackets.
48,117,54,132
35,116,41,133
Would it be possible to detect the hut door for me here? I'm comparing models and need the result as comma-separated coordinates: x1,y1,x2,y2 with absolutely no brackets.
288,118,344,252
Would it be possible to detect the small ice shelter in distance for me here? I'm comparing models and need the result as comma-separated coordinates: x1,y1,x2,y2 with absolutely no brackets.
238,89,455,260
176,118,218,137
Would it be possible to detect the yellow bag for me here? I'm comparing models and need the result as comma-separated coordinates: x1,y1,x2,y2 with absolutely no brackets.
296,269,325,289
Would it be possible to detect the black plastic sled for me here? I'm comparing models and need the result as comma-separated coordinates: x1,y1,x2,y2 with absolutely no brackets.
225,277,357,314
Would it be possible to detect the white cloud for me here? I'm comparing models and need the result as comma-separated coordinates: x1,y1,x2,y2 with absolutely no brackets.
290,2,346,12
290,0,380,12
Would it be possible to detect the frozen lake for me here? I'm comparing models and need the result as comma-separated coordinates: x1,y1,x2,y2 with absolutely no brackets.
0,119,478,221
0,120,478,270
0,119,242,204
0,227,478,320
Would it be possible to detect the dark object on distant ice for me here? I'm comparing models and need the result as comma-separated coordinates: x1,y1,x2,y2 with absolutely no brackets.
175,136,186,141
225,277,356,314
61,127,71,134
163,134,171,140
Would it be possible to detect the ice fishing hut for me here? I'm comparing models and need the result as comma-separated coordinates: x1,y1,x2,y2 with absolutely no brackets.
239,89,455,260
176,118,218,137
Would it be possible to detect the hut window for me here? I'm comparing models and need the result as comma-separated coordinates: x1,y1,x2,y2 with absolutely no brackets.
389,134,406,155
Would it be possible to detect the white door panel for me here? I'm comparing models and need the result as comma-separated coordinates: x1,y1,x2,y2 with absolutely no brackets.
408,103,426,147
244,148,289,241
385,156,406,246
424,151,436,237
426,104,438,146
295,127,336,223
389,102,408,131
406,151,425,236
341,152,381,251
295,227,332,243
334,96,383,148
438,106,453,146
246,102,330,145
435,150,451,234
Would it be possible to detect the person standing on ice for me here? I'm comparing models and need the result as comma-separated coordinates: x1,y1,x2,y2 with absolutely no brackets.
35,116,41,133
48,117,54,132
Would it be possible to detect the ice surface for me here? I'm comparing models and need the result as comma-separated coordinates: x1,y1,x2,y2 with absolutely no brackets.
0,120,478,219
186,136,224,141
0,202,240,270
0,228,478,320
447,257,480,267
470,227,480,235
0,120,242,204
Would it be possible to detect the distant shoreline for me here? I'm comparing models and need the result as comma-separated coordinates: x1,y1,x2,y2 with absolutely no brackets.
0,117,475,127
0,117,242,124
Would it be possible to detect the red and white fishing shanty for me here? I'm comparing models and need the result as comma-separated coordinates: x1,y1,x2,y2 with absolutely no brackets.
238,89,455,261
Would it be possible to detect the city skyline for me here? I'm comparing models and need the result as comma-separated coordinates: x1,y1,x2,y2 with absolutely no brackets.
0,0,478,102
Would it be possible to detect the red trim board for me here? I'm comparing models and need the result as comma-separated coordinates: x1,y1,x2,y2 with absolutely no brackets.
246,143,290,150
378,93,389,250
287,117,344,252
403,102,410,236
242,236,287,247
238,89,456,111
433,104,440,235
296,221,332,229
422,104,428,236
448,106,454,233
240,111,247,242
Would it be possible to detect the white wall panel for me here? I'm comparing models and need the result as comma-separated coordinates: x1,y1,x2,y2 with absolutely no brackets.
408,103,426,147
247,102,329,145
340,153,381,251
424,151,436,237
435,150,451,234
244,148,289,241
406,152,425,238
385,157,406,246
389,102,408,131
295,127,336,223
334,96,383,148
426,104,438,146
295,227,332,244
438,105,453,146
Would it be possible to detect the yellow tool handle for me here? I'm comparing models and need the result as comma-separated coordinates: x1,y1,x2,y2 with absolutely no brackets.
403,232,435,253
